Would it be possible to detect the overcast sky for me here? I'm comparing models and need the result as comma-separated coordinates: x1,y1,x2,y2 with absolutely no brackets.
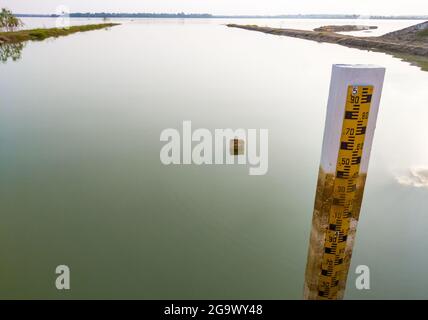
2,0,428,15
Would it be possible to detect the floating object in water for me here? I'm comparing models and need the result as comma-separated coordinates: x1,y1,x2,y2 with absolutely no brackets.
230,139,245,155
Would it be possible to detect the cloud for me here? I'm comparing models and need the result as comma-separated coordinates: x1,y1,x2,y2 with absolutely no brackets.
396,167,428,188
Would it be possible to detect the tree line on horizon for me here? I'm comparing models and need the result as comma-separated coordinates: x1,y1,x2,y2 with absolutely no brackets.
14,12,428,20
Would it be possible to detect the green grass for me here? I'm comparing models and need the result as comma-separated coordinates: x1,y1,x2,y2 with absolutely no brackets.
416,28,428,38
0,23,120,43
391,52,428,72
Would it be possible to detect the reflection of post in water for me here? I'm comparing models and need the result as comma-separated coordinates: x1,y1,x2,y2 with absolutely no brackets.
0,41,25,63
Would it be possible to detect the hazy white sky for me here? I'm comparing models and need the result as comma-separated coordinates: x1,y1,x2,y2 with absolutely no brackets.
2,0,428,15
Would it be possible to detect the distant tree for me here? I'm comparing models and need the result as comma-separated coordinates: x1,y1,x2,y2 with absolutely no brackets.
0,8,24,32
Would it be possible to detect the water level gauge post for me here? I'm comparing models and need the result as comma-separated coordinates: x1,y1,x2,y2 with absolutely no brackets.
304,64,385,300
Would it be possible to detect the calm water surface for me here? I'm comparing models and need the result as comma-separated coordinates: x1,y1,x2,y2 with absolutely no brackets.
0,19,427,299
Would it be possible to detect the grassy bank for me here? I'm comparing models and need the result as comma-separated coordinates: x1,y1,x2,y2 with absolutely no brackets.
417,29,428,38
392,52,428,71
0,23,119,43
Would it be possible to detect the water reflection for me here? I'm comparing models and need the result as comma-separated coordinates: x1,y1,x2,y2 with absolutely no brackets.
396,167,428,188
390,52,428,72
0,42,25,63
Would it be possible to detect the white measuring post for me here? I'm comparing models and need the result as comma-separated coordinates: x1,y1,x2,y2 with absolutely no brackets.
304,64,385,300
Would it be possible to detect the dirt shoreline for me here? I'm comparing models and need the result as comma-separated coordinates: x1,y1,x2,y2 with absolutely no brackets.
227,23,428,70
314,25,378,32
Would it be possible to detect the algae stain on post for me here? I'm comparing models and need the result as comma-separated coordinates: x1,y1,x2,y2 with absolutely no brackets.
304,64,385,300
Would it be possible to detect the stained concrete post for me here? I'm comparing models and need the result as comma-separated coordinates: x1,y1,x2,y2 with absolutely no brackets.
304,64,385,300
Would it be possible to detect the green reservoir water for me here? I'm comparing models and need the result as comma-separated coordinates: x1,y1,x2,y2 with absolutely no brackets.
1,18,428,299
